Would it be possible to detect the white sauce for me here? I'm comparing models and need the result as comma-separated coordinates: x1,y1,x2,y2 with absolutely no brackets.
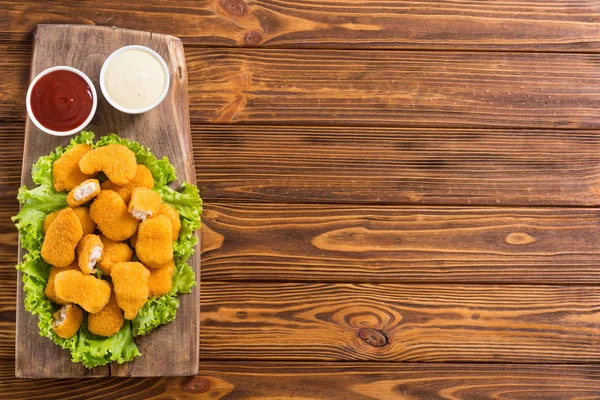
104,49,166,110
74,181,98,201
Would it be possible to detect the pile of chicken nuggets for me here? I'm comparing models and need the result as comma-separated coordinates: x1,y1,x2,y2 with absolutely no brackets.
42,143,181,339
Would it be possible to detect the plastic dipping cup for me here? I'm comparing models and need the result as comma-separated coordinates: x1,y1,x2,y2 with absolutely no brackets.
100,45,170,114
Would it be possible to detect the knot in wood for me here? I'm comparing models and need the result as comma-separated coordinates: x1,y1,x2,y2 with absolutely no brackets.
244,31,262,46
220,0,248,17
504,232,537,246
182,376,211,394
358,328,388,347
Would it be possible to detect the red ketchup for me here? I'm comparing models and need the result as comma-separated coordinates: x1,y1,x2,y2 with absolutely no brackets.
30,70,93,132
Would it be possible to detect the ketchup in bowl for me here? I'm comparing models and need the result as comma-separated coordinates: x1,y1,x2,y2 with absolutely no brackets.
27,67,97,136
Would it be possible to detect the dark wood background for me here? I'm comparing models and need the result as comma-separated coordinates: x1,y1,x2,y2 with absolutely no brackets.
2,0,600,398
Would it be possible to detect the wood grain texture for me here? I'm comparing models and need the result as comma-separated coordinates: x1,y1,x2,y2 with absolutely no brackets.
194,126,600,205
2,360,600,400
6,46,600,129
4,0,600,51
201,204,600,284
201,282,600,362
16,24,199,377
6,48,600,128
187,49,600,128
7,124,600,206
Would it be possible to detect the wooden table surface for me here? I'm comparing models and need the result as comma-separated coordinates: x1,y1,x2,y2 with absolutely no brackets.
2,1,600,398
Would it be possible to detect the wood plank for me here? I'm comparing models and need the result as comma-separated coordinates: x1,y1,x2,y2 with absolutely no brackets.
0,42,30,122
6,47,600,129
0,277,16,359
0,127,27,200
3,1,600,51
6,48,600,129
2,360,600,400
0,125,597,206
201,282,600,362
16,24,199,377
9,124,600,207
194,126,600,205
201,204,600,284
0,198,20,267
186,49,600,128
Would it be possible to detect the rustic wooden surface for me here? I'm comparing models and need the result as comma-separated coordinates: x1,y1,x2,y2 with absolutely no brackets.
2,0,600,398
15,25,199,377
201,204,600,283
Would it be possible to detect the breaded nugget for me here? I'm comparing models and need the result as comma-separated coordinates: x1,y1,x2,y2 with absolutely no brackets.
52,304,84,339
53,144,93,192
44,262,78,304
90,190,139,241
129,233,138,248
135,215,173,268
72,207,96,236
97,235,133,276
128,187,161,220
148,260,175,297
156,203,181,241
43,207,95,236
42,210,59,234
66,179,100,207
101,164,154,203
76,234,103,274
54,270,111,313
111,262,150,320
88,294,124,337
41,208,83,268
79,144,137,185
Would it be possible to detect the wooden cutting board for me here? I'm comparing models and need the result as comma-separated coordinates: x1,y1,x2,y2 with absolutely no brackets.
15,24,199,377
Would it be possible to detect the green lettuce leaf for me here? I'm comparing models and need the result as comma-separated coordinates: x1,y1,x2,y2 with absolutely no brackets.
132,295,179,336
170,261,196,295
71,322,141,368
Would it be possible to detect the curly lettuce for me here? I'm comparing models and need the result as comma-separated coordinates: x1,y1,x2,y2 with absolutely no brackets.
12,131,202,368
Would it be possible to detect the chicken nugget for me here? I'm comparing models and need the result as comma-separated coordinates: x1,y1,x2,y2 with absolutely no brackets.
148,260,175,297
90,190,139,241
129,233,138,248
52,304,84,339
97,235,133,276
42,210,59,234
72,207,96,236
128,187,161,220
44,207,96,236
111,262,150,320
136,215,173,268
76,234,103,274
54,270,111,313
44,262,78,304
101,164,154,203
41,208,83,268
156,203,181,241
66,179,101,207
88,294,124,337
79,144,137,185
53,144,93,192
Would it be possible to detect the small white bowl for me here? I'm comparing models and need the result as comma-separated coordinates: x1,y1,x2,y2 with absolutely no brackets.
26,66,97,137
100,45,170,114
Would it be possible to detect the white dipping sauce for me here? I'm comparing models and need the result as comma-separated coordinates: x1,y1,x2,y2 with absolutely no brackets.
104,49,166,110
